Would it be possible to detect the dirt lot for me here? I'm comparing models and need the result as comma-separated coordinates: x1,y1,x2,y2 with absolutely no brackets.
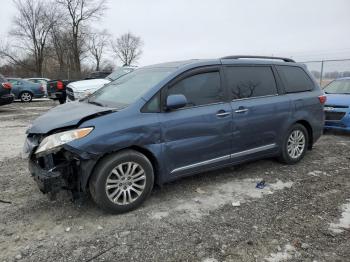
0,101,349,262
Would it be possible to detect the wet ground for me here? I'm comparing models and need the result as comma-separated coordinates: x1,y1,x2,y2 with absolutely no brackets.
0,100,349,262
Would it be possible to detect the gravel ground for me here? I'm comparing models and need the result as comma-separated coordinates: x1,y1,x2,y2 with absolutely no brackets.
0,101,349,262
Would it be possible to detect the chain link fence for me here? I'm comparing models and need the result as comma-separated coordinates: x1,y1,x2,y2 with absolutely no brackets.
301,59,350,87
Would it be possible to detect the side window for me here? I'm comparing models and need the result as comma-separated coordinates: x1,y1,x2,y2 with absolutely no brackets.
142,93,160,113
9,79,18,85
276,66,314,93
168,71,223,107
225,66,277,99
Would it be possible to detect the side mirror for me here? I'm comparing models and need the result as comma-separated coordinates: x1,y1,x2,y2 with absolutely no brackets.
166,94,188,110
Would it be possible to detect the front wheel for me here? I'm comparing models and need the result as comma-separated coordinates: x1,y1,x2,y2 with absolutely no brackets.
89,150,154,214
20,92,33,102
279,124,309,164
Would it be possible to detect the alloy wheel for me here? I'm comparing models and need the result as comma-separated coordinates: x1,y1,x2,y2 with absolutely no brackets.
21,92,32,102
105,162,146,205
287,130,306,159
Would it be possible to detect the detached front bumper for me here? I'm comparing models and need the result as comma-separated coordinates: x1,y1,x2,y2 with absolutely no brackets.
29,159,69,194
25,136,98,197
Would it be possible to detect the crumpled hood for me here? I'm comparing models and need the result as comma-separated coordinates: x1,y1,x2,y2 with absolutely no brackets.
325,93,350,107
28,101,115,134
67,78,110,92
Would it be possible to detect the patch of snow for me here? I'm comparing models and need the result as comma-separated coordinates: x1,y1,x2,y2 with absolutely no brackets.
307,170,329,177
202,258,218,262
172,179,293,220
150,211,169,219
265,244,296,262
329,200,350,233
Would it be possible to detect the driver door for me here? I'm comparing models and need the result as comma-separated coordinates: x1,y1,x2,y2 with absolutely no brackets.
159,66,233,177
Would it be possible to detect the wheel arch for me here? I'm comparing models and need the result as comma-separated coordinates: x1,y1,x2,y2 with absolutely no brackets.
295,119,313,150
19,90,33,99
83,145,161,192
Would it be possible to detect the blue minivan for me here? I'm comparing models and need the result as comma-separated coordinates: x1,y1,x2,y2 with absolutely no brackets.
24,56,325,213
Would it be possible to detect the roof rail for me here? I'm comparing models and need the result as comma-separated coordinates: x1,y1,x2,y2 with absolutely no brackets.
221,55,295,63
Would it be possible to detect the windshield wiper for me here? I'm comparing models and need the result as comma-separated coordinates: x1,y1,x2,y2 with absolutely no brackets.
88,100,104,107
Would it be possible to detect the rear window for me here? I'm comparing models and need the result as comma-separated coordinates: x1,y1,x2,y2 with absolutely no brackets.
225,66,277,99
276,66,314,93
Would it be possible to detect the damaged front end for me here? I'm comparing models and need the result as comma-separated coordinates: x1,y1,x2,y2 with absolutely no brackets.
24,132,98,200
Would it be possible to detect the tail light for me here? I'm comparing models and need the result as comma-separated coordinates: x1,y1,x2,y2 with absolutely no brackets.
57,81,64,90
318,95,327,105
2,82,12,89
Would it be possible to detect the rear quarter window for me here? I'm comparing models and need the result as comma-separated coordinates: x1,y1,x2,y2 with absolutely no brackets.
276,66,314,93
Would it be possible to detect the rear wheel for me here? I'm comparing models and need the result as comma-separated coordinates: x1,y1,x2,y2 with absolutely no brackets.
20,92,33,102
89,150,154,214
279,124,308,164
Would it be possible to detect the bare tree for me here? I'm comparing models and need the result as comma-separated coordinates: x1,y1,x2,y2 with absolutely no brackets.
0,0,59,76
88,29,110,71
49,25,73,78
111,32,143,66
55,0,107,78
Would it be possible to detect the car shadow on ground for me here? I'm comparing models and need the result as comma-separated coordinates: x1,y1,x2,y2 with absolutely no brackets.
18,157,283,218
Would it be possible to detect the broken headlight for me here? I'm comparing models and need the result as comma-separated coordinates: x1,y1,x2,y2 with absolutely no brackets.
35,127,94,156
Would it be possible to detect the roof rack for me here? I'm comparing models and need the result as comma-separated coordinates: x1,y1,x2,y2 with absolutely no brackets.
221,55,295,63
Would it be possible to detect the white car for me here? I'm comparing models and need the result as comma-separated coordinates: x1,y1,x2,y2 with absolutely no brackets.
66,67,135,102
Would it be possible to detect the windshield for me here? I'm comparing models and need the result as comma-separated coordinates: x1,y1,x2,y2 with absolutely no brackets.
324,79,350,94
87,67,174,108
106,68,134,81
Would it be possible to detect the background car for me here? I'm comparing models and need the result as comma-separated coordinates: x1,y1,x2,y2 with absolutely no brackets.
47,79,72,104
324,77,350,132
7,78,45,102
66,67,135,102
0,74,14,106
26,78,50,96
85,71,113,80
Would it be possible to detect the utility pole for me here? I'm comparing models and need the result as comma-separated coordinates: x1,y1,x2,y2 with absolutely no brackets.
320,60,324,87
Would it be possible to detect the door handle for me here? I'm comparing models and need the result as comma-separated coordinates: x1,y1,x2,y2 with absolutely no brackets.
216,110,231,117
235,107,249,113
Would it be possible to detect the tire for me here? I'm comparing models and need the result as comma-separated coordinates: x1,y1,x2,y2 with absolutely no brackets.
89,150,154,214
58,98,66,104
279,123,309,164
20,91,33,102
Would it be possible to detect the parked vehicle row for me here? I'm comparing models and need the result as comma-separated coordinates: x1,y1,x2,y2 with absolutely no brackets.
0,70,122,105
24,56,326,213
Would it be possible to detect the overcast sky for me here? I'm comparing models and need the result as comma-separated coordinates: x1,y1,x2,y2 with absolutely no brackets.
1,0,350,67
